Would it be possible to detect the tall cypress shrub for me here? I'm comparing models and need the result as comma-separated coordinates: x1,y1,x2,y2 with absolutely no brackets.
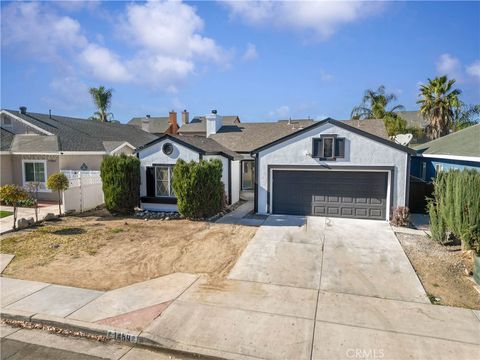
100,154,140,214
428,169,480,251
172,159,225,219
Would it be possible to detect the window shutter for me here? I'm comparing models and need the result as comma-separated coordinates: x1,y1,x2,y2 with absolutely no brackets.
146,166,155,197
335,138,345,158
313,138,322,158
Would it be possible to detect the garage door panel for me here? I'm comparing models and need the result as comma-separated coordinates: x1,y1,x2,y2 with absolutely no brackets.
272,170,388,220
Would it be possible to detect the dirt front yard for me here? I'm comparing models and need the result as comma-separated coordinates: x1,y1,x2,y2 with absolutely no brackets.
397,233,480,310
0,210,256,291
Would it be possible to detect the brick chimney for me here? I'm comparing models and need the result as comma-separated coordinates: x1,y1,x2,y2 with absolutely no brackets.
169,110,178,134
181,110,189,125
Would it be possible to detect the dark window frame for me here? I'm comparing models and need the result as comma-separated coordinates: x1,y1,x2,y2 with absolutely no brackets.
312,134,345,160
152,164,175,198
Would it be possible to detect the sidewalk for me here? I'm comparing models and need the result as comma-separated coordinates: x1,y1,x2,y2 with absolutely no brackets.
2,274,479,359
0,203,60,235
216,201,266,226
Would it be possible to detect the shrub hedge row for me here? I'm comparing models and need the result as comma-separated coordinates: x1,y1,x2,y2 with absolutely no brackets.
101,154,140,215
428,169,480,253
172,159,225,219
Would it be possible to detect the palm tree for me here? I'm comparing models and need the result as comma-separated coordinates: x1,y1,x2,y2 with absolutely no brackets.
351,85,405,120
88,86,114,122
417,76,461,140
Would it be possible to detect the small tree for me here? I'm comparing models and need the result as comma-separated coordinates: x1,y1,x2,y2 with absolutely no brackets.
0,185,29,230
24,182,40,222
46,173,69,216
101,154,140,214
172,159,225,219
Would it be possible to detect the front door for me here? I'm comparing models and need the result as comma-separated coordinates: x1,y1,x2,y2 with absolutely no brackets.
241,160,255,190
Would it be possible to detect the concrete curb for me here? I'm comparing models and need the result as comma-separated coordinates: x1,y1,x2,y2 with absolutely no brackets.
1,309,225,359
137,332,255,360
0,308,35,322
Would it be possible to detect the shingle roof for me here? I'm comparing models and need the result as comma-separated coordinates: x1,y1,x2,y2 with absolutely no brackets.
398,111,428,129
0,127,14,151
206,118,388,153
342,119,389,139
209,120,316,152
2,109,158,152
128,116,170,134
11,135,59,153
138,134,240,160
414,124,480,157
179,116,240,133
175,135,240,159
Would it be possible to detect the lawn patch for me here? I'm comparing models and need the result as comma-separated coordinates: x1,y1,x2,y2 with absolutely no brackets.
0,210,13,218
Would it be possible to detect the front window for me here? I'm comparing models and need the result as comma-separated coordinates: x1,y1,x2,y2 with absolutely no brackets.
323,137,334,158
23,161,46,189
155,166,174,197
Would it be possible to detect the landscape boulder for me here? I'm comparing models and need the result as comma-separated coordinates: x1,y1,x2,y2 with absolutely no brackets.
43,213,57,221
17,218,30,229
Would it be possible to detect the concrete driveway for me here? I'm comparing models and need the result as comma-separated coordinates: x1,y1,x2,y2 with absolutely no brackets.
143,215,479,359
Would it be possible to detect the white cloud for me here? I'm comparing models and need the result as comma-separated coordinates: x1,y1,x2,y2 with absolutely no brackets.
466,60,480,79
223,1,385,39
80,44,131,83
1,2,87,63
435,54,480,83
436,53,461,77
268,105,290,118
2,1,230,92
242,43,258,61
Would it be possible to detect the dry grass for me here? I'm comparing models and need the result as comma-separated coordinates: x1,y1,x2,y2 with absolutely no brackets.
1,211,256,291
397,233,480,310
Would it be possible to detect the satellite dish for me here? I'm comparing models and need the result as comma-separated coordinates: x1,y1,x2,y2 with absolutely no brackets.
394,133,413,146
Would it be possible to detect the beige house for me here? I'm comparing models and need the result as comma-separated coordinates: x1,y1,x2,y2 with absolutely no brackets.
1,107,157,201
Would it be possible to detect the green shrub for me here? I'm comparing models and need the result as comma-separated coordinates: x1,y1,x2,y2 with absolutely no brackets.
0,184,29,230
47,172,69,216
428,201,446,244
17,198,37,208
172,159,225,219
427,169,480,252
100,154,140,215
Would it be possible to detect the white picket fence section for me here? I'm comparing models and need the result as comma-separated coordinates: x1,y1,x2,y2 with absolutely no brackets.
61,170,104,213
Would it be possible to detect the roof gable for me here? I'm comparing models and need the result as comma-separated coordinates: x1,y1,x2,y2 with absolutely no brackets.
251,119,415,155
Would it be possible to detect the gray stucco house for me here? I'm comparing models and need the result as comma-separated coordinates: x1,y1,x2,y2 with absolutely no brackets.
137,111,414,220
0,107,157,201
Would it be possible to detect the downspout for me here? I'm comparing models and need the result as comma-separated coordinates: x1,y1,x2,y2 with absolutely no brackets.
228,159,232,205
254,153,259,213
405,154,411,210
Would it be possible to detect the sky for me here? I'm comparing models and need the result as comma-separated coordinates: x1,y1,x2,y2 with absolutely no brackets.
1,1,479,123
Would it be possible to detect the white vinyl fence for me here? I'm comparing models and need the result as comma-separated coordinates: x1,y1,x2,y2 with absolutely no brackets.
61,170,104,213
